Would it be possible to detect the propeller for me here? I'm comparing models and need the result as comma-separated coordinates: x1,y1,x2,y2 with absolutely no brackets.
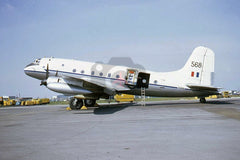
40,64,59,86
40,64,49,86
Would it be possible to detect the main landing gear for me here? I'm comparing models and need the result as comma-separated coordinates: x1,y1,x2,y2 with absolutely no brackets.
69,98,96,110
199,97,206,103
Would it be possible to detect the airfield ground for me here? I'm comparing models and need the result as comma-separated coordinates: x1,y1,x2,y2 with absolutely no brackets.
0,98,240,160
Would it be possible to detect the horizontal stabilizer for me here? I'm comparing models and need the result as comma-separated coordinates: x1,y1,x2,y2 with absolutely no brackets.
187,84,220,91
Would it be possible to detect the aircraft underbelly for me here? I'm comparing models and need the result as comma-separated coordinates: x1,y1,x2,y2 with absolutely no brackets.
123,85,215,97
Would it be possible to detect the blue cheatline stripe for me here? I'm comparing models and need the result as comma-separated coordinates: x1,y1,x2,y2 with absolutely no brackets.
25,69,191,90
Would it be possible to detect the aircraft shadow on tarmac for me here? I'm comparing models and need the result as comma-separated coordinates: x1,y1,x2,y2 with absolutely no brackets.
72,103,133,115
93,99,234,114
74,99,235,115
143,100,234,106
93,103,132,115
205,100,234,105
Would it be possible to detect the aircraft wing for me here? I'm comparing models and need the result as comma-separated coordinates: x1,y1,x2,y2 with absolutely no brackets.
63,74,130,94
187,84,220,92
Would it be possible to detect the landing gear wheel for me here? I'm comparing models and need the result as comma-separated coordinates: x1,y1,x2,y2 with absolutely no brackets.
200,98,206,103
69,98,77,110
76,99,83,109
70,98,83,110
84,99,96,107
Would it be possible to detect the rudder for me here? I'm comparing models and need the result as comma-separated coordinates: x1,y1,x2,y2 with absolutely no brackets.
181,46,215,86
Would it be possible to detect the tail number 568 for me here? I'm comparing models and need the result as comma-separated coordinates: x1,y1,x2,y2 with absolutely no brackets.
191,61,202,68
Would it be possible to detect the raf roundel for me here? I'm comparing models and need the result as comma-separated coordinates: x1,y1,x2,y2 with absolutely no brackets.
96,64,103,71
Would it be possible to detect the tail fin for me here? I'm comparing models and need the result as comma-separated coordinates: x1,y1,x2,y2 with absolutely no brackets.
181,46,215,86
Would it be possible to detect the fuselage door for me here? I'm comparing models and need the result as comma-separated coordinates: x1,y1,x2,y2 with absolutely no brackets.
136,72,150,88
125,69,138,86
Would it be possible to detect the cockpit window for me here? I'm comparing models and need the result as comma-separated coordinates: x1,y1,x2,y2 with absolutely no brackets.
34,58,41,64
26,58,41,67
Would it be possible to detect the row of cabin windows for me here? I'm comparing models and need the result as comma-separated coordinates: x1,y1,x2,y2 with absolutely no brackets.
73,69,84,74
73,69,120,79
46,64,119,79
63,65,158,83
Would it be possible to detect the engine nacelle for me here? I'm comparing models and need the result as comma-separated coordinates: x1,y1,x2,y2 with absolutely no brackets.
46,77,92,95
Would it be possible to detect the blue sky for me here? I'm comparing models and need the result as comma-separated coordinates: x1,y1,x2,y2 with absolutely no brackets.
0,0,240,98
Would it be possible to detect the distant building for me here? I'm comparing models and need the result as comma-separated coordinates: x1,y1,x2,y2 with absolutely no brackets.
3,96,17,100
229,90,240,95
51,95,70,101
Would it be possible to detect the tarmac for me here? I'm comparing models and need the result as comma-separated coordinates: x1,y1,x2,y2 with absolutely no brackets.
1,98,240,160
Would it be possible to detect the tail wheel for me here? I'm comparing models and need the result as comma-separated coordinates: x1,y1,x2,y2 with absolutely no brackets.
200,98,206,103
70,98,83,110
84,99,96,107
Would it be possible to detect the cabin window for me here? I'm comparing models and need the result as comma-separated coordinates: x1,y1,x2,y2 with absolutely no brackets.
81,70,85,74
108,73,111,78
62,64,64,67
73,69,76,73
35,59,40,64
99,72,103,76
116,75,120,79
154,80,158,84
91,71,95,76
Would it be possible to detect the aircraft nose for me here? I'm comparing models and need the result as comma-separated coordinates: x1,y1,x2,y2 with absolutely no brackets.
24,63,46,80
24,64,35,76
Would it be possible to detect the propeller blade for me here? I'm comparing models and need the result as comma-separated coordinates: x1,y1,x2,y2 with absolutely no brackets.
55,70,58,76
46,64,49,79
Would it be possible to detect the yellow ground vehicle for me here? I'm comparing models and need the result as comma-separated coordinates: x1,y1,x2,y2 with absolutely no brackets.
222,91,230,98
2,96,16,106
40,98,50,104
209,95,218,99
114,94,135,102
25,100,35,106
20,98,50,106
21,101,25,106
19,97,33,106
32,99,40,105
205,95,219,99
